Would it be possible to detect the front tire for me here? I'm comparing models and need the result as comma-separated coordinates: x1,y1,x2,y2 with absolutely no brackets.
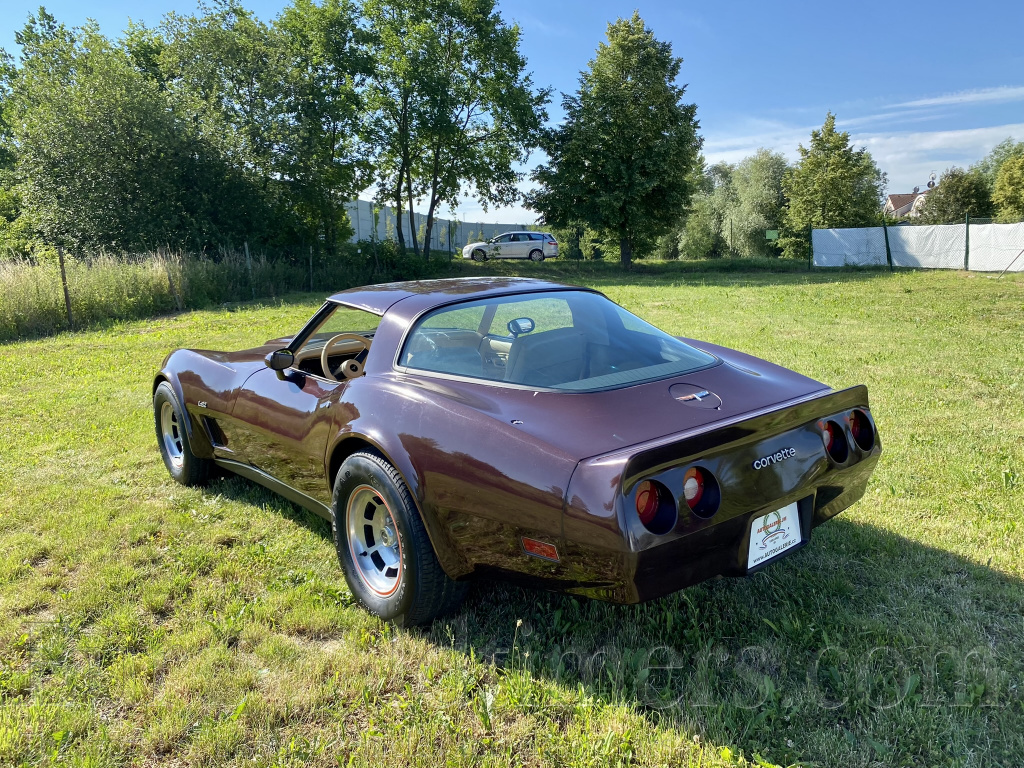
472,248,487,262
332,451,466,626
154,381,212,486
528,249,545,262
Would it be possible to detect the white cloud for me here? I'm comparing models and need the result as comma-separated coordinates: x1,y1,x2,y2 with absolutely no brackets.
892,86,1024,108
853,123,1024,191
702,122,1024,193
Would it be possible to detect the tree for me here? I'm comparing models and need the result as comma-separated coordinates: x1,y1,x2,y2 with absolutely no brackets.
781,112,886,260
274,0,370,250
972,138,1024,186
9,15,191,250
365,0,545,260
993,155,1024,222
916,166,993,224
731,148,788,257
678,160,734,259
157,3,302,248
527,12,702,267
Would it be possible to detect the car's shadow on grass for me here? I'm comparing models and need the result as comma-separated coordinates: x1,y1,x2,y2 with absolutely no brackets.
208,473,1023,766
427,517,1023,766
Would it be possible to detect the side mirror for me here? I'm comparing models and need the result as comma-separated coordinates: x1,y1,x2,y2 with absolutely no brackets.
507,317,535,337
265,348,295,371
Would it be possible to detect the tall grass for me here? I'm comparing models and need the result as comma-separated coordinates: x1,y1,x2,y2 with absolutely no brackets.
0,244,457,341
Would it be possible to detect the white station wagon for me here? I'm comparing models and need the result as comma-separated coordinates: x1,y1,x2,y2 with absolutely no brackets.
462,231,559,262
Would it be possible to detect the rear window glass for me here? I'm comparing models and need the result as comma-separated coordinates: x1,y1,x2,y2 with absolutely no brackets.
398,290,717,391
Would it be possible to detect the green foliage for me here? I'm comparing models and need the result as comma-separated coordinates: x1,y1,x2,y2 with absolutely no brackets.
528,12,702,267
10,16,183,250
678,160,735,260
0,186,34,256
273,0,371,247
781,113,886,259
730,149,788,257
364,0,546,260
1,2,542,258
971,137,1024,186
5,9,284,253
992,155,1024,223
916,167,993,223
157,1,364,251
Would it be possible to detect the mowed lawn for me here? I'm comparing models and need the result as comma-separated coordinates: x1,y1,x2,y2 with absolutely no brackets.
1,266,1022,767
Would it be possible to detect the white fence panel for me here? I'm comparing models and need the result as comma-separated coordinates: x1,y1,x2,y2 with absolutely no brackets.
812,228,887,267
969,222,1024,272
887,223,965,269
343,199,534,252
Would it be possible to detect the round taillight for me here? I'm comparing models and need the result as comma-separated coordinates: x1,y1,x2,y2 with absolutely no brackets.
822,420,849,463
681,466,721,519
635,480,659,526
632,479,677,534
683,467,705,508
850,409,875,451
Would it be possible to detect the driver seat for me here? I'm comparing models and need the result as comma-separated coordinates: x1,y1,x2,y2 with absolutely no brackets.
505,328,586,387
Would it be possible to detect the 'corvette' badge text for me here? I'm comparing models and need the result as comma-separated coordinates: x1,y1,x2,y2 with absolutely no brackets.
752,447,796,470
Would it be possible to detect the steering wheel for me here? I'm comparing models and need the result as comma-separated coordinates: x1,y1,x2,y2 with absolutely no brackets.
320,333,372,382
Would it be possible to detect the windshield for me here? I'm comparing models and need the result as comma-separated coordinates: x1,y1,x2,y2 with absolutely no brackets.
399,290,717,391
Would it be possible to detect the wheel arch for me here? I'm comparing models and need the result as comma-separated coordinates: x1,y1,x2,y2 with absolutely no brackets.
326,432,472,579
153,371,215,459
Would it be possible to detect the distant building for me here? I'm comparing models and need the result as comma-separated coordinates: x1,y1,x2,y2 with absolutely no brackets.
883,188,931,219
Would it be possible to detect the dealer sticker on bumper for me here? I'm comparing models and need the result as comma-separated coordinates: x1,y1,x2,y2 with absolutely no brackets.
747,502,801,570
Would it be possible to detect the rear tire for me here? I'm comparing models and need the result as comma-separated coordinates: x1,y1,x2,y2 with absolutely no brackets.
529,249,545,262
332,451,467,626
154,381,212,487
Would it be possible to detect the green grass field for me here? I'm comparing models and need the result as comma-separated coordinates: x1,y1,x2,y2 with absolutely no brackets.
1,266,1022,767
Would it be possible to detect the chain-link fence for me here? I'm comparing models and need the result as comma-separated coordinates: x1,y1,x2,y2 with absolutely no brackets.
812,219,1024,272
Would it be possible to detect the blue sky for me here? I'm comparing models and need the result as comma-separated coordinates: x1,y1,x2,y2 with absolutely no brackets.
4,0,1023,223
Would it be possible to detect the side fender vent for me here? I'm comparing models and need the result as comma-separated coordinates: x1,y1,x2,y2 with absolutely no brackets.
203,416,227,448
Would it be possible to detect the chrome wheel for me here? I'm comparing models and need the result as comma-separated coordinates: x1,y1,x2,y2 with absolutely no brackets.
160,401,184,469
346,484,402,596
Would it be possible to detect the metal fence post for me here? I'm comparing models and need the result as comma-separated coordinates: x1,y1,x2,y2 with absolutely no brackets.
964,214,970,271
807,224,813,270
57,245,73,330
883,223,893,271
309,245,314,292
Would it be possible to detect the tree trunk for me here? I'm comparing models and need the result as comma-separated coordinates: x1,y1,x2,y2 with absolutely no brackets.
394,182,406,253
619,235,633,268
423,197,440,262
406,166,420,259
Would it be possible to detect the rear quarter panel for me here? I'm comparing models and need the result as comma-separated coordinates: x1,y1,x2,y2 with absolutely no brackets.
329,373,580,580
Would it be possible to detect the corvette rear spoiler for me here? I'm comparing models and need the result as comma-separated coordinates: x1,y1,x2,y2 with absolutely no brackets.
620,384,871,488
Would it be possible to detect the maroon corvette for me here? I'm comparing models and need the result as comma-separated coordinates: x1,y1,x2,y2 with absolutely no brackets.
154,277,881,625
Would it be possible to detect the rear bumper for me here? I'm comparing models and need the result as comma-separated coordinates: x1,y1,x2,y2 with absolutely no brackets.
559,385,881,603
626,452,876,602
